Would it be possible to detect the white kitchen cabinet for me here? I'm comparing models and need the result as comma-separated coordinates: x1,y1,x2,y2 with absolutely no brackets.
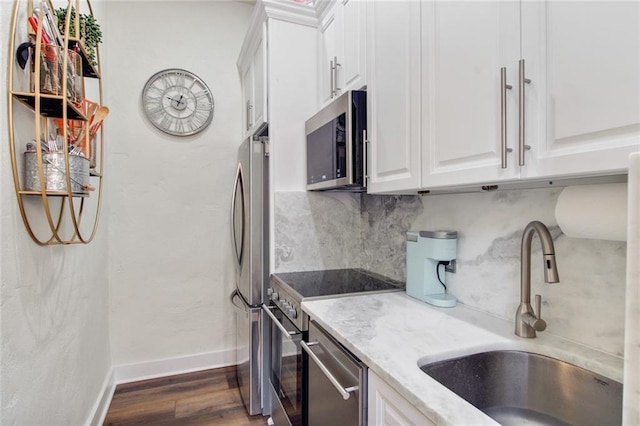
368,370,436,426
366,0,422,193
520,1,640,179
318,5,338,106
239,22,268,137
317,0,366,107
368,1,639,194
421,1,521,188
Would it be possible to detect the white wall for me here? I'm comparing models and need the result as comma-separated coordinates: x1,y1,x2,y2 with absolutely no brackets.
103,1,253,366
1,1,112,424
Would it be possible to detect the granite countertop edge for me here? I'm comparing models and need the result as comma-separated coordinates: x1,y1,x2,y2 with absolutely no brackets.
301,292,624,426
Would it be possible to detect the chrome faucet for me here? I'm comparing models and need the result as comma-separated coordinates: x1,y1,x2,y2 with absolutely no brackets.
515,221,560,338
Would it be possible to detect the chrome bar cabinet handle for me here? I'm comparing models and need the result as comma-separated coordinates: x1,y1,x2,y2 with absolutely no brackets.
333,56,341,94
301,341,359,400
246,100,253,131
518,59,531,166
330,59,335,98
500,67,513,169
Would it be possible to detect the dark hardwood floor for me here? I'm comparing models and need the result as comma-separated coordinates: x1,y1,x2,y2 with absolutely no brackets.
103,366,268,425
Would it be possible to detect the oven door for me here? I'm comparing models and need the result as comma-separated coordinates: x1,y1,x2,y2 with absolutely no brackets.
262,304,304,426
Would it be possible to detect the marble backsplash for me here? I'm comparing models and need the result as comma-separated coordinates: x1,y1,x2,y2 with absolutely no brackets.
274,191,362,272
274,188,627,356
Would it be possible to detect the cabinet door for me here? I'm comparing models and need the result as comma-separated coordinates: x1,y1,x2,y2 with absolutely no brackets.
421,1,521,188
521,1,640,179
318,0,366,108
366,0,422,194
368,371,436,426
340,0,366,92
318,6,339,106
252,28,268,133
241,23,268,137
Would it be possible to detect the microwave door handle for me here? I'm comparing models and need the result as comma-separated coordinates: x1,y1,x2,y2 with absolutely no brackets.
262,304,300,336
363,129,368,185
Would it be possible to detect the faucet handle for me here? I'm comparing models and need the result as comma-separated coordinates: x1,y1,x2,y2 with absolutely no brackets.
533,294,547,332
535,294,542,318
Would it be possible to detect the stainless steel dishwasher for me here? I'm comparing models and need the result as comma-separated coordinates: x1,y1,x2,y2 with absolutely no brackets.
301,320,367,426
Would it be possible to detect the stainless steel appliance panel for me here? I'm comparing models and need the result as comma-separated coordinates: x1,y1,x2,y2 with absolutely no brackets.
232,138,266,306
230,289,262,415
230,135,269,416
264,304,304,426
304,321,367,426
270,381,293,426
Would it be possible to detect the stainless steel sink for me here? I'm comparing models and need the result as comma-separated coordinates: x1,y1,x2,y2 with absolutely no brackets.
420,350,622,426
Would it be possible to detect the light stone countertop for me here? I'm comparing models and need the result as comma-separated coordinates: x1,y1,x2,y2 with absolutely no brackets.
302,292,624,426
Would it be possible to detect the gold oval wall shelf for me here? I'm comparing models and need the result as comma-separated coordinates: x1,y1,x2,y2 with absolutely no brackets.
7,0,104,245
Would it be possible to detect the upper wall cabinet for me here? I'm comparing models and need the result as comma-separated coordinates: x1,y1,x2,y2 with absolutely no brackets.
421,0,639,190
317,0,366,107
420,1,521,188
520,1,640,180
367,1,639,194
366,0,421,193
239,22,268,137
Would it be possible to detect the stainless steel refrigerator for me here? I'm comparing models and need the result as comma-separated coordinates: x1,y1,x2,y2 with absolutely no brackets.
230,134,269,416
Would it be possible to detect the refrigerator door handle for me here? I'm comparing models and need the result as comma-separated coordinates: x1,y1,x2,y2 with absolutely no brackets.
230,289,249,317
230,163,246,268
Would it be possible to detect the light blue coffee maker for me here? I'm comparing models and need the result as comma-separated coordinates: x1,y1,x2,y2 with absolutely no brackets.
406,230,458,308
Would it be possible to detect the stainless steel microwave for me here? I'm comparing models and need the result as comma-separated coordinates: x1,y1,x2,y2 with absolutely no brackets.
305,90,367,191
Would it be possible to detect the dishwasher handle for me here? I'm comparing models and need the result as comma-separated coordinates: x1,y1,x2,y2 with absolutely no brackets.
301,340,359,400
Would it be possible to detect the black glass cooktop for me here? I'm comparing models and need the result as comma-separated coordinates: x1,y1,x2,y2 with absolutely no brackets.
271,268,404,300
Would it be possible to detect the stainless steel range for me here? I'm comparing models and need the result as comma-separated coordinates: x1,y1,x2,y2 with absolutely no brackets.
269,268,404,331
264,268,403,426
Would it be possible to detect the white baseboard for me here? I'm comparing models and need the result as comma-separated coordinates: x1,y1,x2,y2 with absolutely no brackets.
113,349,237,384
87,369,116,426
87,349,236,425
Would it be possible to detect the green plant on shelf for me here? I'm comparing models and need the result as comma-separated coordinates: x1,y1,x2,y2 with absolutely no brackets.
55,6,102,66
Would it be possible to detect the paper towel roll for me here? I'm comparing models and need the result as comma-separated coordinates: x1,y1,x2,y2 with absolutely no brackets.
555,183,628,241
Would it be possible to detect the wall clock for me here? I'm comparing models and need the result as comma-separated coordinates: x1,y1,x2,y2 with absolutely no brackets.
141,68,214,136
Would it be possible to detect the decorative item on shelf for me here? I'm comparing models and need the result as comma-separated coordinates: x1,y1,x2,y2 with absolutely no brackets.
55,5,102,66
87,105,108,169
141,68,215,136
24,151,90,194
29,43,83,102
54,101,108,170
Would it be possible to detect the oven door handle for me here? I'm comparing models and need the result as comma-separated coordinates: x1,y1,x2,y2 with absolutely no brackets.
262,304,301,336
301,341,359,400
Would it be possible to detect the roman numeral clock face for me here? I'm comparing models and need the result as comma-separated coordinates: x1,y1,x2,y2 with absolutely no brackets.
142,69,214,136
